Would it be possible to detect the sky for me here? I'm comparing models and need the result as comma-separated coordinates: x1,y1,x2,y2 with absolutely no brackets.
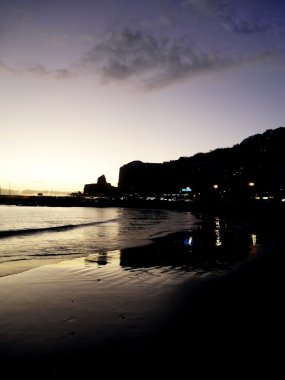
1,0,285,193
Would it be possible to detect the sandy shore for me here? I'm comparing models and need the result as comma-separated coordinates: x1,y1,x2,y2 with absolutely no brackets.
0,233,284,377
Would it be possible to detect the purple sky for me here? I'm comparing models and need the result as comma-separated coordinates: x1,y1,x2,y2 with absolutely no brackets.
1,0,285,193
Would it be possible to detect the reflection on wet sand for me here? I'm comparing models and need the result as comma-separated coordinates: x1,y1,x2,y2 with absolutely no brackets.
85,217,259,272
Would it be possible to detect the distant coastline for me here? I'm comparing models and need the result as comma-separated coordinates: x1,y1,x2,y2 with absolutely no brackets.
1,193,284,222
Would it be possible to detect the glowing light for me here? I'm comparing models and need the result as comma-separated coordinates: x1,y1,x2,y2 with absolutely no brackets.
216,234,222,246
213,184,218,189
184,236,193,246
248,182,255,187
215,217,222,246
251,234,257,245
215,218,220,229
182,187,192,192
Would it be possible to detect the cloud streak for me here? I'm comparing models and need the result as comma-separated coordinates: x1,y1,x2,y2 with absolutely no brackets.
27,64,76,79
0,60,76,80
0,60,17,73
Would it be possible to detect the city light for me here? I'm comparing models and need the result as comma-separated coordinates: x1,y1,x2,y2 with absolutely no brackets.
181,187,192,192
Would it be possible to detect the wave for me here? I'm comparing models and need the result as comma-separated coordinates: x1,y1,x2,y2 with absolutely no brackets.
0,218,118,239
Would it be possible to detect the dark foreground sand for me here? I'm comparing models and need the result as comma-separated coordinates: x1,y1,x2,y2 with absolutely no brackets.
0,233,284,377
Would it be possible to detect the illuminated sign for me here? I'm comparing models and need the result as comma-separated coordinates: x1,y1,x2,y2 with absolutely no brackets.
181,187,192,192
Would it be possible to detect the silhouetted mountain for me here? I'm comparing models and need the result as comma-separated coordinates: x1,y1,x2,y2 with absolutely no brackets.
118,127,285,201
21,189,69,196
0,188,20,196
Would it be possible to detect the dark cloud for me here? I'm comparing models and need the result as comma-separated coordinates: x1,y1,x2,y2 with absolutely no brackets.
83,28,234,89
181,0,271,35
220,13,269,35
82,27,278,90
84,29,163,79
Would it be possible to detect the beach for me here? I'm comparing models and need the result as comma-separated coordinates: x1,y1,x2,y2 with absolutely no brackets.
0,234,284,377
0,206,284,376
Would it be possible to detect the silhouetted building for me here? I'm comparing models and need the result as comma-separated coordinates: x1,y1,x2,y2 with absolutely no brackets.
84,175,117,196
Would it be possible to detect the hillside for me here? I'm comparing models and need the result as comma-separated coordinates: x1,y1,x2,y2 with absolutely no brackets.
118,127,285,202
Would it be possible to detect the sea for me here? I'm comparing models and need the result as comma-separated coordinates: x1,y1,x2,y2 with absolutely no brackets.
0,205,200,276
0,205,259,278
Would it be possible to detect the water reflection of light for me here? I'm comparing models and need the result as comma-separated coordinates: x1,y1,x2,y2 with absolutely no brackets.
184,236,193,246
251,234,257,245
215,217,222,246
215,218,220,229
215,233,222,246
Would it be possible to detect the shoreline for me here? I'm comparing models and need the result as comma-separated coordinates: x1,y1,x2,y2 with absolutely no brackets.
0,208,267,278
0,230,284,374
0,206,284,376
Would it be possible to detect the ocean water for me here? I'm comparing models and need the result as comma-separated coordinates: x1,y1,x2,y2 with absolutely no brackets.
0,205,198,275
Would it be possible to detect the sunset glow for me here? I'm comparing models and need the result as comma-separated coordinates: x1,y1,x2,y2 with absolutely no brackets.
1,0,285,193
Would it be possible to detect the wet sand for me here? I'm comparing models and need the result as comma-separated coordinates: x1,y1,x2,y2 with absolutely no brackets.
0,233,284,377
